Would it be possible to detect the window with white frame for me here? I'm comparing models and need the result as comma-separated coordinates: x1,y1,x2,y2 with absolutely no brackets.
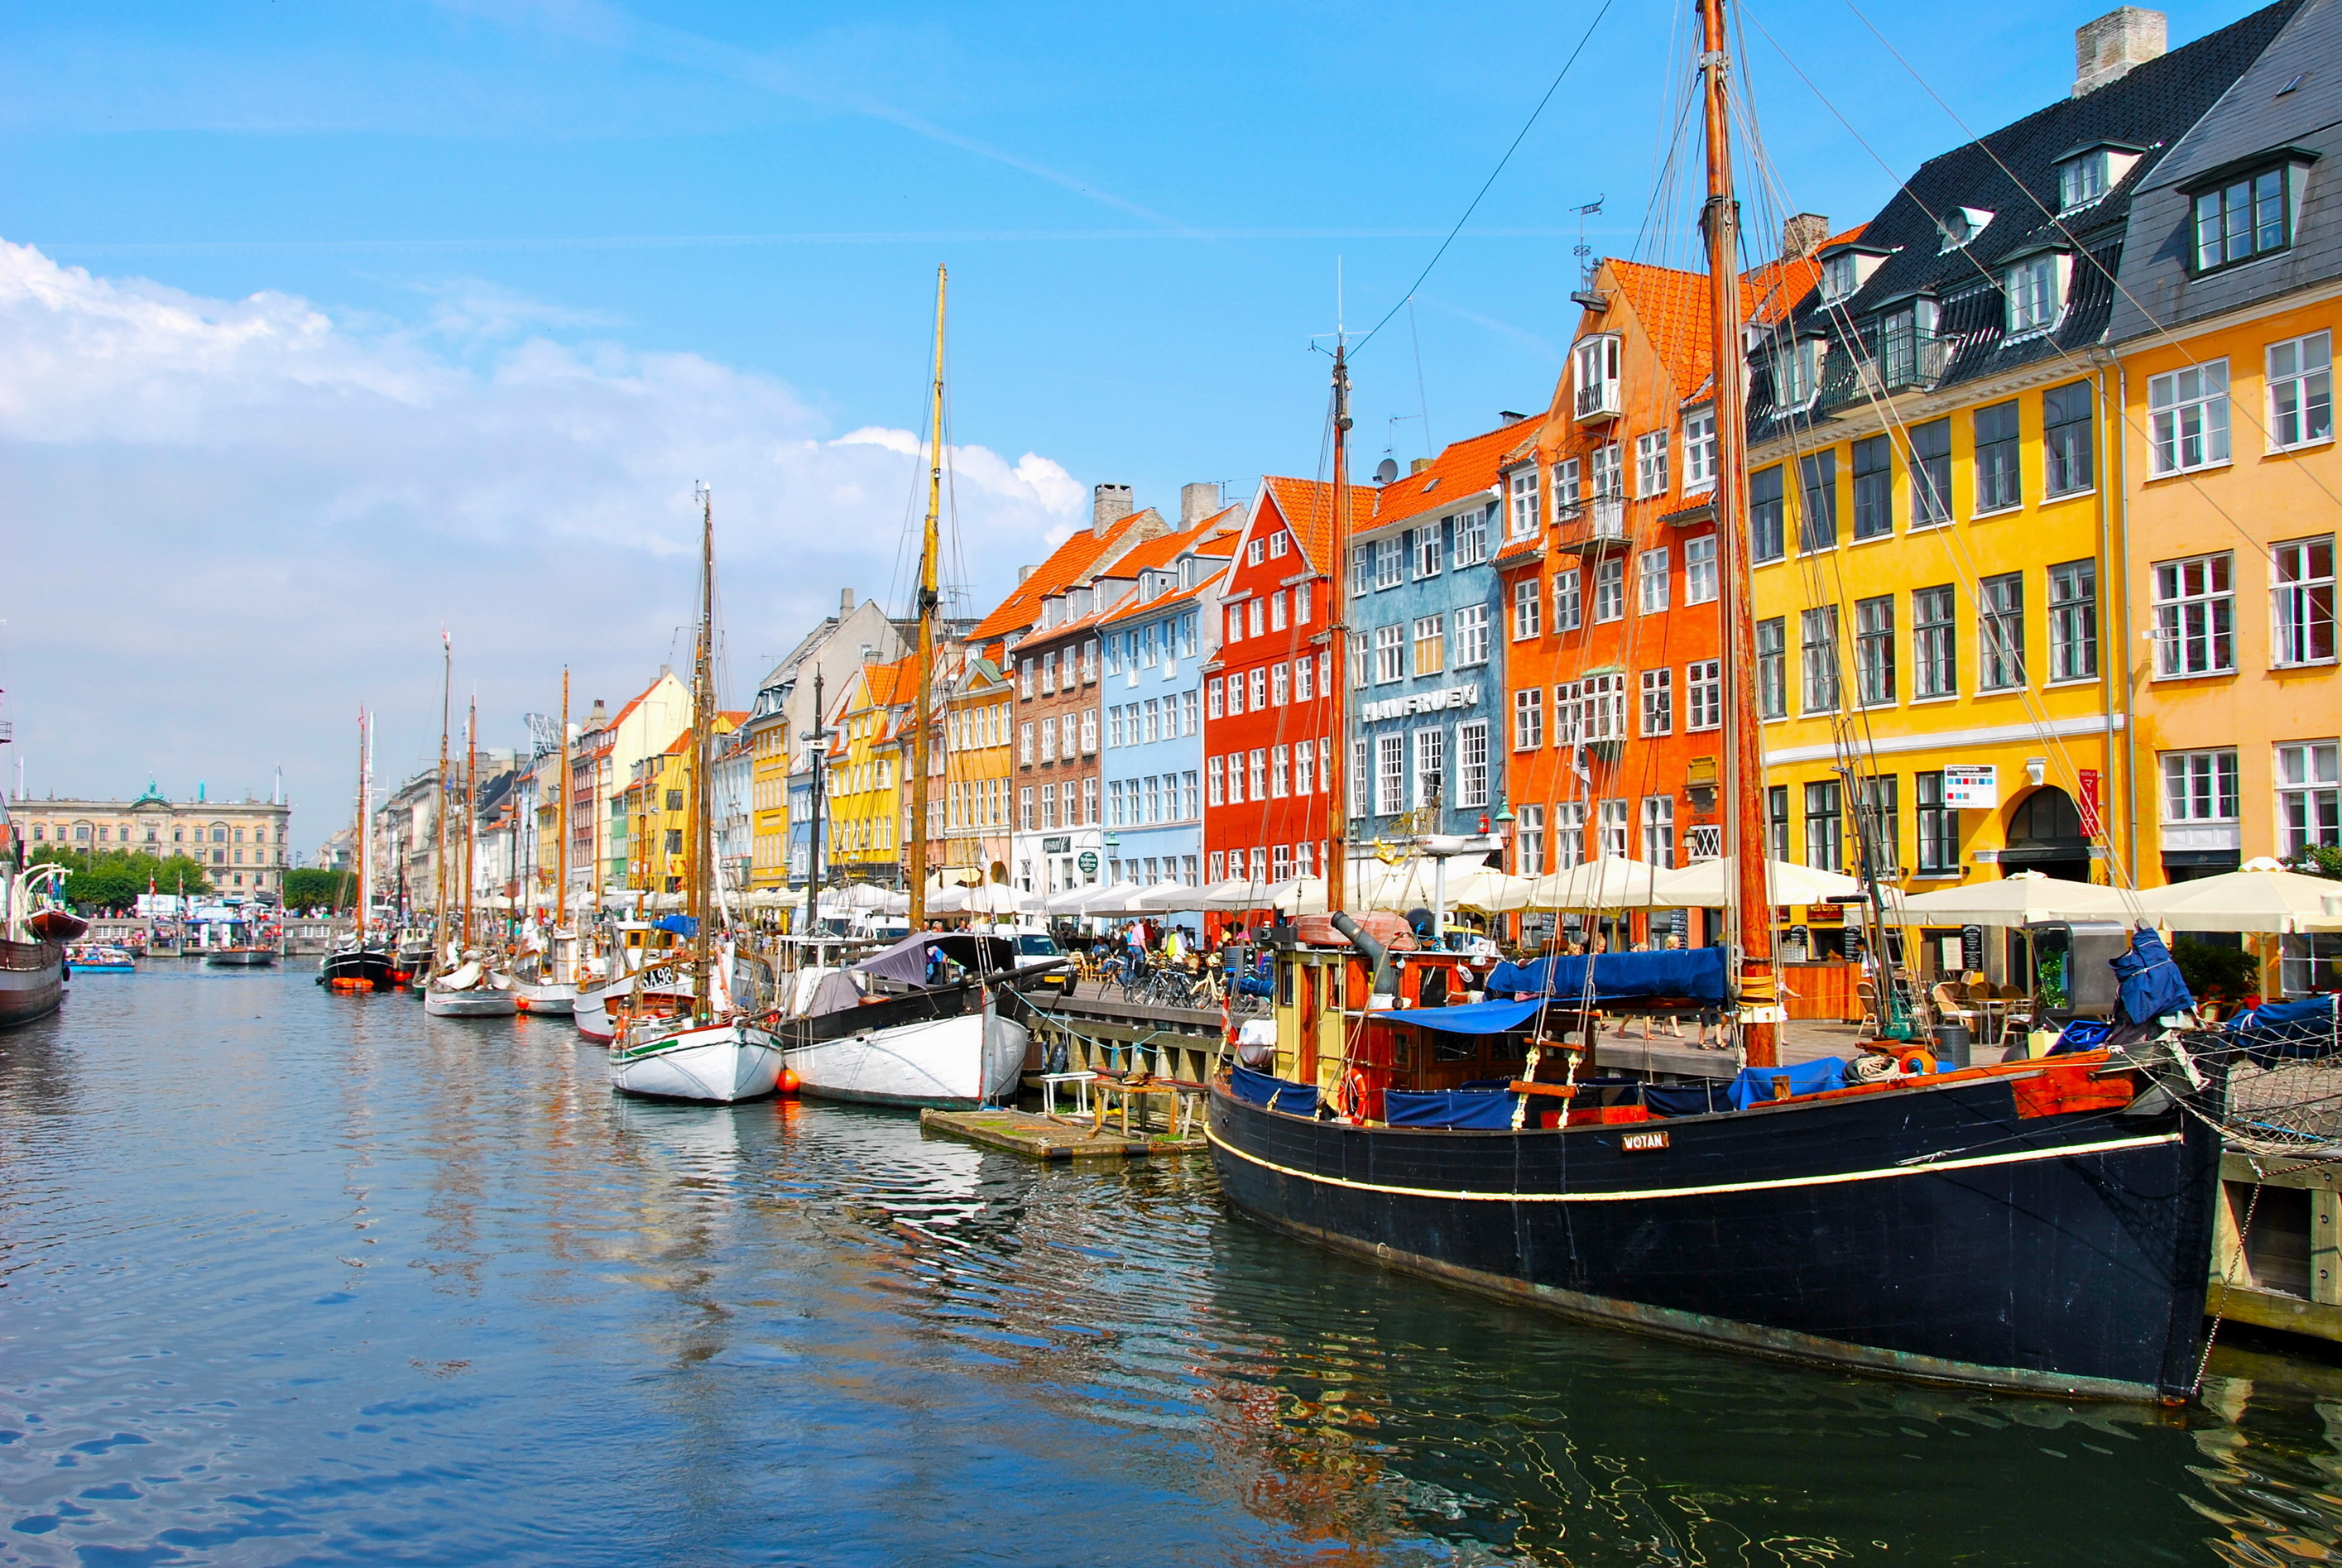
1687,823,1723,861
1225,750,1243,803
1269,664,1288,706
2048,559,2098,682
1855,594,1895,707
1554,680,1582,746
1516,803,1546,875
1757,616,1786,717
2270,332,2334,452
2274,536,2336,666
1375,733,1405,816
2153,554,2234,676
1514,687,1543,750
1226,604,1245,644
1270,745,1289,798
1250,749,1267,800
1020,785,1034,830
1374,536,1405,589
2277,741,2340,857
1590,443,1623,500
1584,673,1626,743
1454,506,1490,567
1801,606,1840,713
2148,362,2230,475
2162,749,2239,824
1593,558,1625,622
1350,544,1371,597
1269,593,1286,632
1351,740,1368,813
2004,252,2065,335
1687,659,1722,731
1978,573,2026,691
1775,338,1825,407
1413,727,1445,807
1637,547,1669,615
1294,741,1313,794
1640,668,1673,736
1350,633,1369,688
1912,585,1956,698
1634,430,1670,499
1682,407,1716,492
1551,458,1581,520
1508,468,1540,538
1414,522,1443,578
1553,568,1581,631
1454,604,1490,666
1373,624,1404,683
1513,578,1542,640
1684,535,1718,605
1270,844,1293,880
1641,795,1677,869
1573,334,1621,419
1020,720,1034,765
1294,656,1314,702
1456,721,1490,808
1803,780,1845,871
1598,798,1629,859
2193,165,2294,273
1248,599,1265,638
1553,800,1586,867
1412,614,1445,675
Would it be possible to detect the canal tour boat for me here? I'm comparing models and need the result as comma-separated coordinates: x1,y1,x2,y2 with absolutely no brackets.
65,943,137,973
607,487,780,1104
1205,0,2236,1407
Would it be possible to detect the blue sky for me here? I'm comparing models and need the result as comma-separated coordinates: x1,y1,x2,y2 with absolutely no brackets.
0,0,2259,846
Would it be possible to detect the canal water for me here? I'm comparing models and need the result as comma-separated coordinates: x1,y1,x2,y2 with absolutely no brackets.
2,966,2338,1566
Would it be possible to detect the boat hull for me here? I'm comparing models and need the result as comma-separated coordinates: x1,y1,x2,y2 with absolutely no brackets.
611,1019,782,1102
0,938,64,1029
783,1006,1026,1110
423,985,517,1017
574,987,617,1043
319,947,396,991
1206,1067,2220,1403
510,978,576,1016
205,948,278,968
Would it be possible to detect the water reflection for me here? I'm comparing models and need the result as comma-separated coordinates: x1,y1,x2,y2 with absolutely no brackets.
1,964,2340,1564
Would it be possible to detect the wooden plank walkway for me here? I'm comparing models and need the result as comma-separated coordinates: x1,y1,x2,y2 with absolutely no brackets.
919,1106,1202,1161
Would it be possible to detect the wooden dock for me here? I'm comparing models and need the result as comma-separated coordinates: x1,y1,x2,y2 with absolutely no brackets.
919,1105,1201,1161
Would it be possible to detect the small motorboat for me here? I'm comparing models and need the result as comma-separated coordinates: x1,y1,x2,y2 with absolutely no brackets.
319,942,396,992
424,957,516,1018
205,946,279,968
65,943,136,973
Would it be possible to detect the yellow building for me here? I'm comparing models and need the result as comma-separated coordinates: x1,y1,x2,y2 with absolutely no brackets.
1740,18,2297,961
934,645,1015,889
828,657,914,884
622,713,744,894
2104,7,2339,996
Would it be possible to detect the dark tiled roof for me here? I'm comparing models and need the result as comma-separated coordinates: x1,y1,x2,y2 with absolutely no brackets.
1749,0,2299,434
2110,0,2342,340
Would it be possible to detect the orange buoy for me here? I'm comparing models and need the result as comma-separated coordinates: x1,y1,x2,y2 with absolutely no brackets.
777,1067,800,1096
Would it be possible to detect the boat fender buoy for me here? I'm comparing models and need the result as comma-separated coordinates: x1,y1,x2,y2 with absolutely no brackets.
777,1067,801,1096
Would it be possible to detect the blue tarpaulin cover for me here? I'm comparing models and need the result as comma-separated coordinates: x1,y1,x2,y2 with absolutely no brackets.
2114,927,2195,1025
1382,1087,1519,1129
1728,1056,1848,1110
1366,999,1545,1034
1643,1081,1733,1117
652,914,699,937
1487,947,1730,1007
1230,1064,1321,1117
2225,994,2342,1066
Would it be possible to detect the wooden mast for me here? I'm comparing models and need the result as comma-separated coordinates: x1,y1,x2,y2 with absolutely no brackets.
1323,343,1352,918
556,668,569,980
907,264,946,931
689,484,717,1024
1700,0,1778,1067
435,632,451,964
353,706,367,942
463,698,478,954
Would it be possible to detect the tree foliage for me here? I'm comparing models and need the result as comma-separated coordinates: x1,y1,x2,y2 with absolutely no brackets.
2291,846,2342,882
281,868,357,911
2173,937,2262,1004
27,848,215,912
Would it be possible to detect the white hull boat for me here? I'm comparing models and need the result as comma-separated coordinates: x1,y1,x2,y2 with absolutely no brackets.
574,985,617,1043
785,1004,1027,1110
510,976,576,1017
424,960,516,1018
610,1018,783,1102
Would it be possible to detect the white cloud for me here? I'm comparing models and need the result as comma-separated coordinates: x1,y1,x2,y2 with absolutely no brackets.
0,240,1079,846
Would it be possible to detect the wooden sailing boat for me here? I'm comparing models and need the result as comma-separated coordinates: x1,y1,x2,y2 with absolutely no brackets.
607,486,784,1101
512,671,578,1017
774,266,1039,1110
1203,0,2222,1403
321,707,394,991
426,665,516,1016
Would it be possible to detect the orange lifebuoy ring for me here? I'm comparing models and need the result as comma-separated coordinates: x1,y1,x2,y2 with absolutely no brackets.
1340,1067,1372,1122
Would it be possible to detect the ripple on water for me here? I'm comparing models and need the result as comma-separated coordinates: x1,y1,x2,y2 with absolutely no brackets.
0,964,2337,1564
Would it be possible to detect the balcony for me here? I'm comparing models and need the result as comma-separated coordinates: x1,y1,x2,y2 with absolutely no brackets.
1555,496,1629,557
1573,376,1622,423
1855,333,1952,396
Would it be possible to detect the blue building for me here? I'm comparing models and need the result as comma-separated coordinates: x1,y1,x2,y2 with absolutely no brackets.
1346,424,1520,861
1094,514,1239,894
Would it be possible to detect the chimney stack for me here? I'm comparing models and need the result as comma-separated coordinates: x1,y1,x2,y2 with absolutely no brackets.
1410,458,1433,475
1779,213,1830,261
1092,482,1133,535
2074,7,2164,96
1179,482,1219,525
840,588,855,616
1015,563,1039,586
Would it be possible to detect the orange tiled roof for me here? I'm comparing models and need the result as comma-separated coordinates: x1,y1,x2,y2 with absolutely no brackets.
1257,477,1345,573
967,509,1162,640
1367,420,1526,529
1605,226,1866,403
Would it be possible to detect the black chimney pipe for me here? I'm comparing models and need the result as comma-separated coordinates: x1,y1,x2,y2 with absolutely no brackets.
1330,911,1399,999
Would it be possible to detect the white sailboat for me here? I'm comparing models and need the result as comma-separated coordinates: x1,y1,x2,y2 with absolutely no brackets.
608,485,781,1103
425,681,516,1019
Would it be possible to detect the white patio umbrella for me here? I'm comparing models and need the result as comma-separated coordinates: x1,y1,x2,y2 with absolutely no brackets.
2130,863,2342,934
1890,870,2128,926
1066,880,1149,917
1525,856,1667,911
1447,866,1538,913
1651,856,1864,909
962,883,1027,916
1131,880,1208,913
833,883,893,911
1202,877,1282,911
1263,876,1329,915
923,886,971,915
1043,885,1101,915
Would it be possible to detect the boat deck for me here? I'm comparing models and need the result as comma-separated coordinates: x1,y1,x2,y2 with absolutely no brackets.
919,1105,1201,1161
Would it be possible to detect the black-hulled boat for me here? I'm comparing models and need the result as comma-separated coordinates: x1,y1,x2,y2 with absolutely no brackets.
1206,0,2229,1405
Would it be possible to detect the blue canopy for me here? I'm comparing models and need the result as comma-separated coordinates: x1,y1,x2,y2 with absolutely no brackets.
1730,1056,1849,1109
1383,1087,1519,1129
1229,1064,1320,1117
2224,994,2342,1067
1366,998,1545,1034
1488,947,1730,1007
652,914,699,937
2113,928,2194,1025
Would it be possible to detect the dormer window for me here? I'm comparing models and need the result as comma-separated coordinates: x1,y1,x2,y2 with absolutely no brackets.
1573,334,1622,420
1774,338,1826,409
1820,252,1858,304
1178,555,1197,589
1876,297,1941,388
2056,143,2141,213
1936,207,1993,251
2189,155,2314,274
2004,250,2070,336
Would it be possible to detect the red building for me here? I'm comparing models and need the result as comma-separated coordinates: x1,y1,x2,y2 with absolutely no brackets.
1202,477,1338,889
